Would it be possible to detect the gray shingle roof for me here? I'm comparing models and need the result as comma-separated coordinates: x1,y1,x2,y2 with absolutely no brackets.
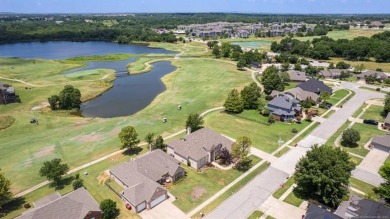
284,87,319,102
335,195,390,218
167,127,233,160
109,149,181,206
33,192,61,207
287,70,306,81
385,112,390,124
17,188,100,219
298,78,332,94
305,204,342,219
371,135,390,148
267,95,297,111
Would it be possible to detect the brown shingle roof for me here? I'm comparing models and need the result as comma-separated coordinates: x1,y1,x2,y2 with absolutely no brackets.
17,188,100,219
167,127,233,160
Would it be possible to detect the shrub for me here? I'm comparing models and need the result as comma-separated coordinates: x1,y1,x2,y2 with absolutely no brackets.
306,114,312,122
291,128,298,133
268,114,275,124
261,109,270,116
376,88,381,91
24,203,31,209
341,128,360,147
265,95,273,101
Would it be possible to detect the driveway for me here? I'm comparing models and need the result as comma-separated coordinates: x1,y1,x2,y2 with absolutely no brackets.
352,148,388,186
139,197,188,219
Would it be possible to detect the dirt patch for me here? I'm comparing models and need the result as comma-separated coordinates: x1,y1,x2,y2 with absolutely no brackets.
108,127,120,137
217,179,225,186
98,172,110,185
77,132,104,143
22,158,33,167
191,186,206,201
34,145,55,158
31,101,50,111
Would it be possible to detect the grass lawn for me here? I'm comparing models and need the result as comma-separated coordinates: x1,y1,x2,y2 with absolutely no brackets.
1,149,145,219
350,155,363,166
343,123,385,157
323,110,335,119
325,121,351,146
360,105,385,122
353,103,368,118
274,147,290,157
329,57,390,72
171,156,261,213
328,89,350,106
283,190,304,207
349,177,380,201
266,215,276,219
247,210,264,219
273,177,295,199
360,86,389,94
290,122,320,146
294,29,384,42
148,41,210,57
338,90,356,107
284,82,298,90
204,110,312,153
191,161,269,219
0,57,252,193
0,115,15,130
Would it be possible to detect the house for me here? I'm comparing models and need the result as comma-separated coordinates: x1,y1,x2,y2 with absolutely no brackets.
109,149,185,212
319,69,344,79
334,195,390,218
383,112,390,129
287,70,306,82
357,70,388,81
271,87,319,102
370,134,390,152
17,187,102,219
297,78,332,94
304,204,342,219
0,83,17,104
167,127,233,170
267,95,302,121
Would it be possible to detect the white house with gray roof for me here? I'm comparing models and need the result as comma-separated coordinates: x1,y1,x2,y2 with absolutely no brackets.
108,149,184,213
167,127,233,170
17,187,101,219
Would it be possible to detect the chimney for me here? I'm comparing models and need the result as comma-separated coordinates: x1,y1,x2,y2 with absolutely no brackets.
187,127,191,135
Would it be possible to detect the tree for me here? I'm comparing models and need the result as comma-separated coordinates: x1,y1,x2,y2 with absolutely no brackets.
294,63,302,71
0,169,12,209
336,61,350,69
224,89,244,114
118,126,140,150
48,95,59,110
236,59,246,70
385,93,390,113
257,98,267,113
341,128,361,147
295,145,355,207
281,62,290,71
231,136,251,160
185,113,204,132
221,42,232,58
154,135,166,151
328,62,335,69
268,114,275,124
144,132,155,151
354,63,365,73
39,158,69,186
234,156,252,172
72,173,84,190
374,161,390,203
319,91,330,102
212,44,221,58
261,66,284,95
365,75,376,84
280,71,291,83
100,199,119,219
58,85,81,110
240,82,261,110
219,147,232,165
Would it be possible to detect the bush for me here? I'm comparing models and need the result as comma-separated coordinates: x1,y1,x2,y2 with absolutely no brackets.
261,109,270,116
291,128,298,133
306,114,312,122
24,203,31,209
341,128,360,147
376,88,381,91
265,95,273,101
268,114,275,124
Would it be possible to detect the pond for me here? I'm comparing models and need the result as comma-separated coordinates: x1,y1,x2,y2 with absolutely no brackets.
0,41,176,59
0,41,177,118
231,41,272,49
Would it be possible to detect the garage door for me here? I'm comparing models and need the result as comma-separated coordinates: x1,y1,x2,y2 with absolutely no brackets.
136,202,146,212
150,194,166,208
373,144,390,153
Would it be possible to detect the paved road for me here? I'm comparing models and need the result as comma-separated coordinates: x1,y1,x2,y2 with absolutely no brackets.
205,83,384,219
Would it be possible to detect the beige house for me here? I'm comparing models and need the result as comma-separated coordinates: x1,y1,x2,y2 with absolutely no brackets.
167,128,233,170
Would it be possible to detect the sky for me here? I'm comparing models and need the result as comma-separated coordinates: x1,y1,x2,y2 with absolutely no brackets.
0,0,389,14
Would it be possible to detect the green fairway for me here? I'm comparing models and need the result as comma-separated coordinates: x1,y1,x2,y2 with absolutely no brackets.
170,156,261,213
204,110,311,153
294,29,384,41
360,105,385,122
149,41,210,56
0,57,251,193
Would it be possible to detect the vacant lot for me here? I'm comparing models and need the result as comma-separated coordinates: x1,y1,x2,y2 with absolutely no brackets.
0,57,252,193
204,110,311,153
294,29,384,41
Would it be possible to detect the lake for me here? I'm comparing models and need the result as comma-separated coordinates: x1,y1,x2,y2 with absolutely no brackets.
231,41,272,49
0,41,176,59
0,41,177,118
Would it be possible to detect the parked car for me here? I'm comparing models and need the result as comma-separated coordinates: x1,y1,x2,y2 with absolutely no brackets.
363,119,379,125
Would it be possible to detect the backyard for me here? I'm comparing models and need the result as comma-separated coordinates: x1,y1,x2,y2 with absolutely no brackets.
204,110,312,153
170,155,261,213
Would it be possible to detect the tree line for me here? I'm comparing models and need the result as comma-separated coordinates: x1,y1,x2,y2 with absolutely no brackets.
271,31,390,62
